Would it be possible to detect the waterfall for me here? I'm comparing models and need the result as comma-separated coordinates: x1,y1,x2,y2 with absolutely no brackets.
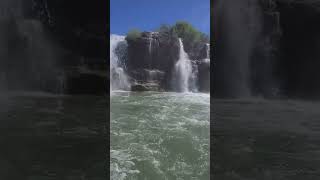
206,43,210,59
148,38,152,68
213,0,262,97
172,38,193,92
0,0,61,92
110,34,130,91
204,43,210,63
56,72,66,94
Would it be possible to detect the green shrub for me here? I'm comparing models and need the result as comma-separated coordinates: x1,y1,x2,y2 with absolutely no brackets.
171,21,209,51
126,29,142,41
156,24,178,42
125,22,209,52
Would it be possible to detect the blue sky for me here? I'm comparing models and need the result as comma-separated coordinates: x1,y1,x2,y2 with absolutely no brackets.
110,0,210,35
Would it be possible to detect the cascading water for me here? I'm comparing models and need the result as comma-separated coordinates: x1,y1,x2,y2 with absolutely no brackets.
110,34,130,92
0,0,61,92
148,38,152,68
172,38,194,92
189,61,199,92
205,43,210,62
213,0,262,97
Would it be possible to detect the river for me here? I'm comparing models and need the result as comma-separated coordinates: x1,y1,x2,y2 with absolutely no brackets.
110,91,210,180
0,92,106,179
213,98,320,180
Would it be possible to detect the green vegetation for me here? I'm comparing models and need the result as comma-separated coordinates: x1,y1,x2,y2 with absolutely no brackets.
172,21,209,52
156,24,178,42
157,21,209,42
126,21,209,52
126,29,142,41
173,21,205,42
157,21,209,52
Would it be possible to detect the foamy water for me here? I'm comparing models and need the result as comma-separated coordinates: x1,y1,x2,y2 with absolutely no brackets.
110,92,210,179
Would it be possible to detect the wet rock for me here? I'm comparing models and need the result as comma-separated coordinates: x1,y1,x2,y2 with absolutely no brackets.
198,59,210,92
131,82,161,91
276,1,320,98
129,69,165,83
131,84,148,91
63,66,107,95
126,31,179,72
126,31,210,91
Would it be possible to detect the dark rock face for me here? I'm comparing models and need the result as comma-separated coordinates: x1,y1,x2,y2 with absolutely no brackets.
0,17,61,92
31,0,107,59
129,69,165,91
213,0,320,99
33,0,108,95
131,83,161,91
65,74,106,95
126,31,178,90
63,65,107,95
127,32,179,72
131,84,148,91
188,41,209,60
198,60,210,92
276,1,320,98
130,69,165,83
0,0,107,95
213,0,281,98
126,31,210,92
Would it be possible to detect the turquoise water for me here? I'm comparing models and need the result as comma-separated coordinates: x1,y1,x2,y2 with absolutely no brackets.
110,91,210,180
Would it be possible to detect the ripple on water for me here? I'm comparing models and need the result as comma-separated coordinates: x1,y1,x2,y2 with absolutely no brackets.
111,92,210,179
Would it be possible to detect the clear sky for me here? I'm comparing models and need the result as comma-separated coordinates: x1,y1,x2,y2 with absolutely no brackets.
110,0,210,35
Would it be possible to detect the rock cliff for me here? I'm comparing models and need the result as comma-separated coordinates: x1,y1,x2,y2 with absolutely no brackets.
125,31,210,92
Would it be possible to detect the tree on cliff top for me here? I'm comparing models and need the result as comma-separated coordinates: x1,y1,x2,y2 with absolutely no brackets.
172,21,209,52
156,24,178,42
126,29,142,41
126,22,209,53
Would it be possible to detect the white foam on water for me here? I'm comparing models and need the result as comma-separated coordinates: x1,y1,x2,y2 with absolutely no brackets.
110,150,140,180
111,92,209,179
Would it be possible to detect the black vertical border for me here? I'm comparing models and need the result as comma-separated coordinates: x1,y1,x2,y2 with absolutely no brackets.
106,0,111,179
210,0,215,179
